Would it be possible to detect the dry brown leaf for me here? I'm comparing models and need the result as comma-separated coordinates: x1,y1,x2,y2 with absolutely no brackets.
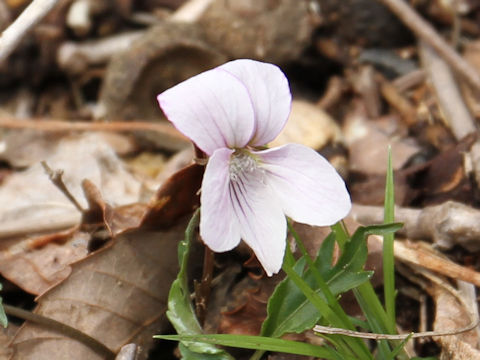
8,157,204,358
0,232,88,295
81,179,147,237
217,275,275,336
343,101,419,175
270,100,342,150
0,326,16,359
0,133,142,238
9,219,185,359
432,283,480,359
142,163,203,229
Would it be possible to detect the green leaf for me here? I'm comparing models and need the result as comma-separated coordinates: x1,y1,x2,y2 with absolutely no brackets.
155,334,352,360
261,230,374,338
179,343,231,360
160,210,232,359
0,284,6,328
262,223,402,340
316,233,336,275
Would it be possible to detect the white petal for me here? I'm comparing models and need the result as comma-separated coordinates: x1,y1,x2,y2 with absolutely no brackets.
200,148,242,251
257,144,351,226
220,59,292,146
158,68,255,155
229,166,287,276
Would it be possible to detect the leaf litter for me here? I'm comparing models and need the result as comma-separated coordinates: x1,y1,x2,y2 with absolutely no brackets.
1,0,480,359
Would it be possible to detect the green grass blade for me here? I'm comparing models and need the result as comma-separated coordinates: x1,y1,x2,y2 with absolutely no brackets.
155,334,353,360
384,146,396,331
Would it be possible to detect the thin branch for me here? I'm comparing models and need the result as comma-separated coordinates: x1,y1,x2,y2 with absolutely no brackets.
0,117,190,151
0,0,59,64
351,202,480,251
378,0,480,92
41,161,85,213
313,317,479,340
419,42,476,139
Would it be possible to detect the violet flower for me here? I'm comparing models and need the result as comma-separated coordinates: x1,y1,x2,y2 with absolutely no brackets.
157,59,351,276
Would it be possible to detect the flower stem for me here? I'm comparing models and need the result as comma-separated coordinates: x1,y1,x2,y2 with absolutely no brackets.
194,245,214,326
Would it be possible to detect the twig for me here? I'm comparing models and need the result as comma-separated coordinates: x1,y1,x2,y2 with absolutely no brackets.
377,0,480,92
0,0,59,65
393,239,480,287
351,201,480,251
41,161,85,213
418,42,480,187
313,317,479,340
419,42,476,139
170,0,214,23
392,69,425,92
4,304,116,359
57,31,144,74
0,117,190,151
378,73,417,126
0,0,11,31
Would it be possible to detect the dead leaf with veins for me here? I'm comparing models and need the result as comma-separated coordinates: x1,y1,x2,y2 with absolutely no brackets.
9,221,184,359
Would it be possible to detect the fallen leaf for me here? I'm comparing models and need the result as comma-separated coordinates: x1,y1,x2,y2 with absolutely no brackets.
0,133,142,238
0,231,88,295
9,219,186,359
432,282,480,359
344,101,420,175
270,100,342,150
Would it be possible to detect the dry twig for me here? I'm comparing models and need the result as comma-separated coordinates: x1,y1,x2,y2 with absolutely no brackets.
0,117,190,151
420,42,476,139
351,201,480,251
378,0,480,92
0,0,59,65
58,31,144,74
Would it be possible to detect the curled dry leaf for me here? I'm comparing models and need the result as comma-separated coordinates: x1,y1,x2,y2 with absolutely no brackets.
141,163,203,229
81,179,147,237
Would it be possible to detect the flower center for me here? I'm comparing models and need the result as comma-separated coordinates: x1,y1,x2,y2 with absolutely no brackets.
229,151,258,182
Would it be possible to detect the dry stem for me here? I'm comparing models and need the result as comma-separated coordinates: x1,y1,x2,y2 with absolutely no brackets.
378,0,480,92
351,201,480,251
0,0,59,64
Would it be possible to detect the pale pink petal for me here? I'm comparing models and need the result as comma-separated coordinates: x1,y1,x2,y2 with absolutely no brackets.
200,148,242,251
220,59,291,146
158,68,255,155
257,144,351,226
229,166,286,276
